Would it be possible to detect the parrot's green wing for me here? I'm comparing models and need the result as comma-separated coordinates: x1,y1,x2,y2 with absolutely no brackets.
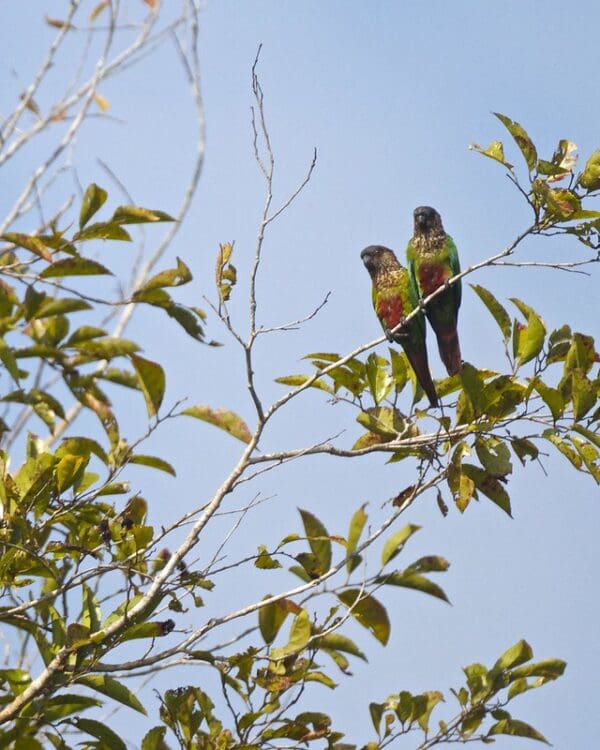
406,239,419,299
445,235,461,311
407,265,426,340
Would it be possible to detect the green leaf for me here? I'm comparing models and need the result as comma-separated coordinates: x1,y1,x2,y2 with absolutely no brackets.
346,504,367,573
461,706,485,738
404,556,450,574
369,702,384,735
128,454,176,476
1,232,52,261
507,678,533,701
81,585,101,633
545,431,582,470
533,378,564,421
120,620,175,641
389,348,409,392
511,437,539,466
570,371,597,420
112,205,175,224
494,113,537,171
28,694,101,722
77,675,147,715
395,690,414,723
470,284,511,342
510,298,546,366
79,184,108,229
71,337,140,359
164,303,208,344
488,718,550,745
56,436,108,464
275,374,334,394
379,572,450,603
73,222,132,242
65,325,107,345
316,633,366,661
100,367,140,389
365,353,393,404
36,298,91,318
509,658,567,681
459,363,487,415
338,590,390,645
469,140,514,170
381,524,421,566
462,464,512,516
215,242,237,303
571,436,600,482
278,609,311,657
492,640,533,673
40,257,112,278
357,406,407,440
544,187,581,220
578,149,600,191
474,437,512,476
259,597,292,644
72,717,127,750
413,691,444,732
130,354,165,418
564,332,597,374
141,726,169,750
299,508,332,575
255,545,282,569
464,662,491,701
55,453,88,493
136,257,192,294
182,405,252,444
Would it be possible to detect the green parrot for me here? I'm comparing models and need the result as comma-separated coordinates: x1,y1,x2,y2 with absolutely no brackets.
406,206,462,376
361,244,438,407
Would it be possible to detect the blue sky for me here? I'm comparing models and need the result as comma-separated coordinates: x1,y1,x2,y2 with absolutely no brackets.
2,1,599,748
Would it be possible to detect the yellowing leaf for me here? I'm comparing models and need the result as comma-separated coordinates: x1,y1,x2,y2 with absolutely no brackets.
547,139,578,183
130,354,165,418
469,140,513,170
182,405,252,444
89,0,109,21
579,149,600,191
215,242,237,303
1,232,52,261
111,205,175,224
45,16,73,28
494,113,537,171
93,93,110,112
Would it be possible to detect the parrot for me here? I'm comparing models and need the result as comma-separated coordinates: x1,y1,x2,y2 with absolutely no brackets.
406,206,462,376
361,244,438,407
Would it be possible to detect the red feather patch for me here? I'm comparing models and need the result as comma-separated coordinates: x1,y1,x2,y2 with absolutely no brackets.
418,263,449,295
377,296,405,330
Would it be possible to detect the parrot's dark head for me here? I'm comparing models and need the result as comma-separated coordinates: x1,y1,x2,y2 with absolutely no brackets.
361,245,401,277
413,206,444,235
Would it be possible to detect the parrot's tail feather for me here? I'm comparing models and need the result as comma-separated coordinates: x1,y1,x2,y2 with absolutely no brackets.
437,325,462,377
406,350,438,408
